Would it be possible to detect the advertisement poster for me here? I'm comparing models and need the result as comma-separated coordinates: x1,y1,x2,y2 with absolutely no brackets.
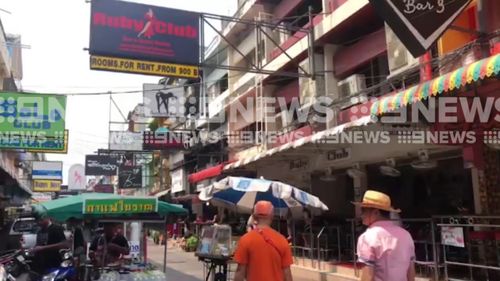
89,0,200,66
143,83,186,118
441,226,465,248
32,161,63,180
85,155,118,176
68,164,86,190
118,166,143,189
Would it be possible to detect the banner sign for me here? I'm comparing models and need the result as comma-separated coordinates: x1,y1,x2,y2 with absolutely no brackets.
0,92,66,137
31,192,54,203
1,130,68,153
68,164,86,190
85,155,118,175
171,168,186,193
143,84,186,118
89,0,200,66
93,184,114,193
441,226,465,248
32,161,63,180
83,198,158,215
32,180,62,192
118,166,142,189
142,131,188,151
369,0,472,57
90,56,199,78
109,131,143,151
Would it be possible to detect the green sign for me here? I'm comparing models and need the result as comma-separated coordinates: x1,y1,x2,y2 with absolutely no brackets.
83,198,158,215
0,130,68,153
0,92,66,137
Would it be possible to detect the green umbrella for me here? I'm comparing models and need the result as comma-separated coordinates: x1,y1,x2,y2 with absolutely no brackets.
33,193,187,222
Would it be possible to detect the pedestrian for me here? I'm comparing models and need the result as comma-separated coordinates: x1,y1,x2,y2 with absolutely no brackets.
353,190,416,281
234,201,293,281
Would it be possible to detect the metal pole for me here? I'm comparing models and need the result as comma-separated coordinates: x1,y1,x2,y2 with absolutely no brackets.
308,6,315,80
430,220,439,281
163,216,168,274
351,220,357,275
477,0,490,58
337,226,341,262
443,241,448,280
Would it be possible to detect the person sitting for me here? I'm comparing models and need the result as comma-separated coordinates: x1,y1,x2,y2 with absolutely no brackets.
89,223,130,267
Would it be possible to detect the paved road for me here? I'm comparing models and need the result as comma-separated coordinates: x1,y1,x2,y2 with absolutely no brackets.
147,240,205,281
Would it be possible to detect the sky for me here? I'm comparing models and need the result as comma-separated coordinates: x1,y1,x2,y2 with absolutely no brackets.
1,0,236,183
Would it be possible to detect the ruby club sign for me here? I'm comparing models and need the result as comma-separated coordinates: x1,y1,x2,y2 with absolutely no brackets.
89,0,200,66
369,0,472,57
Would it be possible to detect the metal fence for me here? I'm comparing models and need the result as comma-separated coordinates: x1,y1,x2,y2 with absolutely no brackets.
289,216,500,280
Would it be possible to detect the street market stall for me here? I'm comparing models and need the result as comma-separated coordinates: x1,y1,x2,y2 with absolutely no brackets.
33,193,187,281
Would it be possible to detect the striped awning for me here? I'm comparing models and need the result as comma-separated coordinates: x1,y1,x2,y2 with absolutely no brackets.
224,115,373,171
371,54,500,116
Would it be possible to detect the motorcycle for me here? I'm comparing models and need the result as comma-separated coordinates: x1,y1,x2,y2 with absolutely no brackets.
0,249,76,281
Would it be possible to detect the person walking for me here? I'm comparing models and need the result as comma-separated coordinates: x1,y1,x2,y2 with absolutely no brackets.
353,190,416,281
234,201,293,281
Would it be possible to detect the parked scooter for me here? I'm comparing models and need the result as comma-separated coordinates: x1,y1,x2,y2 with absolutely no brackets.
0,249,76,281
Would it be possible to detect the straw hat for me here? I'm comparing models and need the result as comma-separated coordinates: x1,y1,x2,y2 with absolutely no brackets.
352,190,401,213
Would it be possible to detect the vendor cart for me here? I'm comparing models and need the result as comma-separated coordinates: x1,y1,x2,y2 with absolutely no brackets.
33,193,187,281
195,224,233,281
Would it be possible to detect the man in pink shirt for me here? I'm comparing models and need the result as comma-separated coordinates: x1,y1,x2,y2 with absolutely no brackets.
353,190,416,281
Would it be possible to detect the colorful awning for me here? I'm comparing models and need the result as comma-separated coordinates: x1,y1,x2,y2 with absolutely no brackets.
371,54,500,116
224,116,373,171
188,163,226,184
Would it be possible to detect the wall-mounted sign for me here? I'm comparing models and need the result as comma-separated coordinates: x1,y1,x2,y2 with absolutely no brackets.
26,130,69,153
327,148,351,162
85,155,118,176
109,131,143,151
32,161,63,180
83,198,158,215
93,184,114,194
369,0,472,57
0,92,66,137
68,164,86,190
143,84,187,118
142,131,188,151
32,180,62,192
441,226,465,248
31,192,54,203
171,168,186,193
90,56,199,78
289,159,308,170
89,0,200,68
118,166,142,189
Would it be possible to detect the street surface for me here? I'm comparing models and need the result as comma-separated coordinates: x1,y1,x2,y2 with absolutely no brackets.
147,239,206,281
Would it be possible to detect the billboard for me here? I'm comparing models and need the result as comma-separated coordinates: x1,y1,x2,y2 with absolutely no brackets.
0,92,66,137
68,164,86,190
33,180,62,192
118,166,142,189
85,155,118,176
142,131,188,151
143,83,187,118
109,131,143,151
32,161,63,180
89,0,200,70
369,0,472,57
90,56,199,79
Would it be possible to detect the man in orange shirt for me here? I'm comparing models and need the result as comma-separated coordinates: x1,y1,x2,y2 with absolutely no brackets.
234,201,294,281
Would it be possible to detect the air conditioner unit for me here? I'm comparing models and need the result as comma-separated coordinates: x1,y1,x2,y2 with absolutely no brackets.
385,23,420,77
338,74,366,98
298,54,325,105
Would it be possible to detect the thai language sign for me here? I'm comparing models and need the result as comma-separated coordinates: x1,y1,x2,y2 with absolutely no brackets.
83,198,158,215
0,92,66,137
89,0,200,66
